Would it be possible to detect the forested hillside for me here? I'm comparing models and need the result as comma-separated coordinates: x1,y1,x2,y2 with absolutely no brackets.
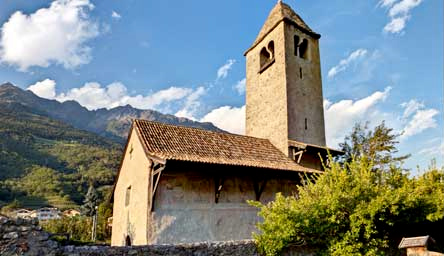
0,101,122,209
0,83,225,210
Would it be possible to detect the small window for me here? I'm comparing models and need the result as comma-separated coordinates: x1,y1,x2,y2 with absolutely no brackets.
299,39,308,59
259,40,275,73
125,186,131,207
294,35,309,60
305,118,308,130
299,67,303,79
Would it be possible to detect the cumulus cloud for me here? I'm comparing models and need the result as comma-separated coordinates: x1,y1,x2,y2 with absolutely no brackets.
27,79,204,112
324,87,391,147
327,49,368,78
0,0,100,71
175,87,206,120
27,79,57,99
234,78,246,95
379,0,423,34
400,108,439,140
111,11,121,20
216,59,236,80
201,105,245,135
400,99,424,119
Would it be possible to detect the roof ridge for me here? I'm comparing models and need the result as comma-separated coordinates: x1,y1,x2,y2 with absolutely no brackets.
134,119,271,141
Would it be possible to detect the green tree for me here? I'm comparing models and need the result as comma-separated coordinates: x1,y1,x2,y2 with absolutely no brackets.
338,122,410,170
81,185,99,217
250,160,444,256
250,123,443,255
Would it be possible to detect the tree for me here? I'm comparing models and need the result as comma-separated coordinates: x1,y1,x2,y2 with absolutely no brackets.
250,160,444,256
337,122,410,171
81,185,99,217
81,184,100,242
250,123,444,256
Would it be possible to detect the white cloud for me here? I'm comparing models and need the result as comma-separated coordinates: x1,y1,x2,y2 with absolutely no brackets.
379,0,423,34
324,87,391,147
234,78,246,95
419,140,444,156
27,79,56,99
400,99,424,119
378,0,398,7
327,49,368,78
400,109,439,140
201,105,245,135
384,16,409,34
216,59,236,80
28,79,202,112
111,11,121,20
0,0,100,71
175,87,206,120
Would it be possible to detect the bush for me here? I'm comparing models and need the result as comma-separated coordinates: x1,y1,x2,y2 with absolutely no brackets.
250,159,444,256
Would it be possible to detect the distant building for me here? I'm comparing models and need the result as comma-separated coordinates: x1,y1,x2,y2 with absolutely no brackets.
14,209,33,219
111,1,341,246
30,207,61,221
62,209,81,218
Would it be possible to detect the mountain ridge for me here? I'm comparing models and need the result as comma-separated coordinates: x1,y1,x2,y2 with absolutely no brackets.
0,82,224,142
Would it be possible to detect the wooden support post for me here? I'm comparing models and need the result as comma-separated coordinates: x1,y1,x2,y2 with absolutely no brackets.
150,163,165,212
253,179,267,201
214,177,225,203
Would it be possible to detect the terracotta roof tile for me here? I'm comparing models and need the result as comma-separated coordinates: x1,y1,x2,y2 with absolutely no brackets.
134,119,320,173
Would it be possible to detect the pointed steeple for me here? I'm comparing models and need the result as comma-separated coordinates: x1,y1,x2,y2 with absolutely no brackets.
245,1,320,55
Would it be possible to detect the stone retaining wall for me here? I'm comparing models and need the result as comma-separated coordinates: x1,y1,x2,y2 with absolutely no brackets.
0,215,312,256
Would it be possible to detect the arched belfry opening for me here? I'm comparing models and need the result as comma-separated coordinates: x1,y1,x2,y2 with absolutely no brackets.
259,40,275,72
299,39,308,59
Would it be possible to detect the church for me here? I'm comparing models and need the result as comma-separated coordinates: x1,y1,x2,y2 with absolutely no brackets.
111,1,341,246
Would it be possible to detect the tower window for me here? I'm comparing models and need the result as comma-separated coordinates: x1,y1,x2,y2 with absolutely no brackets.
299,39,308,59
294,35,309,60
299,67,303,79
259,40,275,73
305,118,308,130
294,35,300,56
125,186,131,207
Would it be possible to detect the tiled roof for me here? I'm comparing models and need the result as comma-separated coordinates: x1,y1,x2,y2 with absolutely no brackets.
398,236,432,248
134,119,320,173
245,1,320,55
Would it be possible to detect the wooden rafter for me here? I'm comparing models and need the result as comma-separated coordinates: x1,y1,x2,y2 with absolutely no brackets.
150,161,165,212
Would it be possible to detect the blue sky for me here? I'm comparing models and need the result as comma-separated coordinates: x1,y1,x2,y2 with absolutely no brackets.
0,0,442,172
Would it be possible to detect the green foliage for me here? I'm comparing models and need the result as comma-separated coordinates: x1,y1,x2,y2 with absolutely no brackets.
338,122,410,170
251,122,443,256
82,185,99,217
42,216,93,243
250,161,444,256
0,102,122,209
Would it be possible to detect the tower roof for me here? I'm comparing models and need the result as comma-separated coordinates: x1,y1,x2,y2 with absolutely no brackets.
245,1,320,55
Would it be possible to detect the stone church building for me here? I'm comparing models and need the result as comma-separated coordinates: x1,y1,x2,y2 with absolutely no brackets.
111,1,340,246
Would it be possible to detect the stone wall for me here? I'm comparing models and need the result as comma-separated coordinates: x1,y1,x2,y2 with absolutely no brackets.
0,215,315,256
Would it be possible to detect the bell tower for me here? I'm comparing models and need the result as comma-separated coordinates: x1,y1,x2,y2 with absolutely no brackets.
244,1,326,156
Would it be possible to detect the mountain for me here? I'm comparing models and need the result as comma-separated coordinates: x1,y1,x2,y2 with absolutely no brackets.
0,82,223,210
0,83,223,142
0,97,122,209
